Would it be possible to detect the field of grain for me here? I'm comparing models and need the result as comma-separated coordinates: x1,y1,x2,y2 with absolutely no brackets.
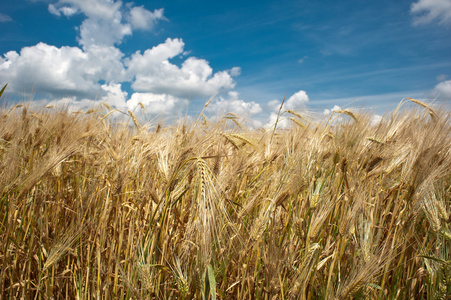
0,97,450,299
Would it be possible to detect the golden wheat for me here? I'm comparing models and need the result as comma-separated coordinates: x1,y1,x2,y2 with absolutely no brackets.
0,101,450,299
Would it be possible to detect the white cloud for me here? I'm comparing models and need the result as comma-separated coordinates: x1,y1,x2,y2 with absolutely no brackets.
298,55,308,64
0,42,127,99
125,6,165,30
0,38,237,114
1,43,92,96
433,79,451,98
205,91,262,117
78,14,132,47
100,82,128,107
127,38,238,98
411,0,451,25
266,90,309,114
267,99,281,112
0,13,13,22
228,67,241,76
323,105,341,116
264,90,310,129
285,90,309,110
266,112,294,129
83,45,128,82
45,97,99,112
34,90,188,117
127,38,185,68
371,114,383,125
126,92,189,115
50,0,122,20
320,49,332,56
437,74,448,81
0,0,240,118
49,0,165,47
48,4,78,17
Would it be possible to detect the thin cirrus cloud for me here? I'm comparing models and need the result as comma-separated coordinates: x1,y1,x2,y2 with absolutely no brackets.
411,0,451,25
0,0,240,116
0,13,13,22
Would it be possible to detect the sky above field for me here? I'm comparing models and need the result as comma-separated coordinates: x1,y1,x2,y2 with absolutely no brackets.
1,0,450,125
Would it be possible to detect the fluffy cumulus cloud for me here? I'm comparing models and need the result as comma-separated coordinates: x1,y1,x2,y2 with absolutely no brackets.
285,90,309,110
100,83,128,107
0,0,240,116
323,105,341,116
0,42,127,99
48,0,141,47
49,0,122,19
125,5,165,30
127,92,189,116
228,67,241,76
205,91,262,117
411,0,451,25
433,79,451,98
267,90,310,113
202,90,310,129
265,90,310,128
1,43,93,97
128,42,237,98
48,5,78,17
267,99,281,112
36,82,127,113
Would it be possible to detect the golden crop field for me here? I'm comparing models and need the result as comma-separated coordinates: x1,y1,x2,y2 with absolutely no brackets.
0,95,450,299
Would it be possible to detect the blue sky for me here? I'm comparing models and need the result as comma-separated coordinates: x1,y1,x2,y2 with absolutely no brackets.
1,0,450,125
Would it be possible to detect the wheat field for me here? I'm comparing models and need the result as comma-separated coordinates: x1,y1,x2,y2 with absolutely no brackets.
0,98,450,299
